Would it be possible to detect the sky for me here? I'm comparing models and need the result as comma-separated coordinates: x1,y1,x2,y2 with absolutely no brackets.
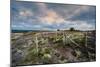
11,1,96,31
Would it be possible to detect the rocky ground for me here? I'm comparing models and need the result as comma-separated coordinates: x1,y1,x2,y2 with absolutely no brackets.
11,31,96,66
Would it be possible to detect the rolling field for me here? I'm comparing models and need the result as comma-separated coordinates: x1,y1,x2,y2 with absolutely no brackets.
11,31,96,66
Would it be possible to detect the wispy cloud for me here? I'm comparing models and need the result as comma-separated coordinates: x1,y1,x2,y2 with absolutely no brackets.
39,10,65,25
19,9,34,17
11,1,96,30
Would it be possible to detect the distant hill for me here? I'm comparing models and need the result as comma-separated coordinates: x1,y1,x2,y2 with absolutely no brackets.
11,30,55,33
12,29,96,33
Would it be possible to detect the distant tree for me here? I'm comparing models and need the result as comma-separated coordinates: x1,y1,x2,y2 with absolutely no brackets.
70,27,75,31
57,29,60,31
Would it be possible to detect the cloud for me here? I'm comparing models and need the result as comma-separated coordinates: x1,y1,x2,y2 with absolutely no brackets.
47,5,92,20
36,3,47,12
39,10,65,25
70,7,96,21
66,6,91,20
19,9,34,17
63,20,95,30
36,3,65,25
11,2,96,31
